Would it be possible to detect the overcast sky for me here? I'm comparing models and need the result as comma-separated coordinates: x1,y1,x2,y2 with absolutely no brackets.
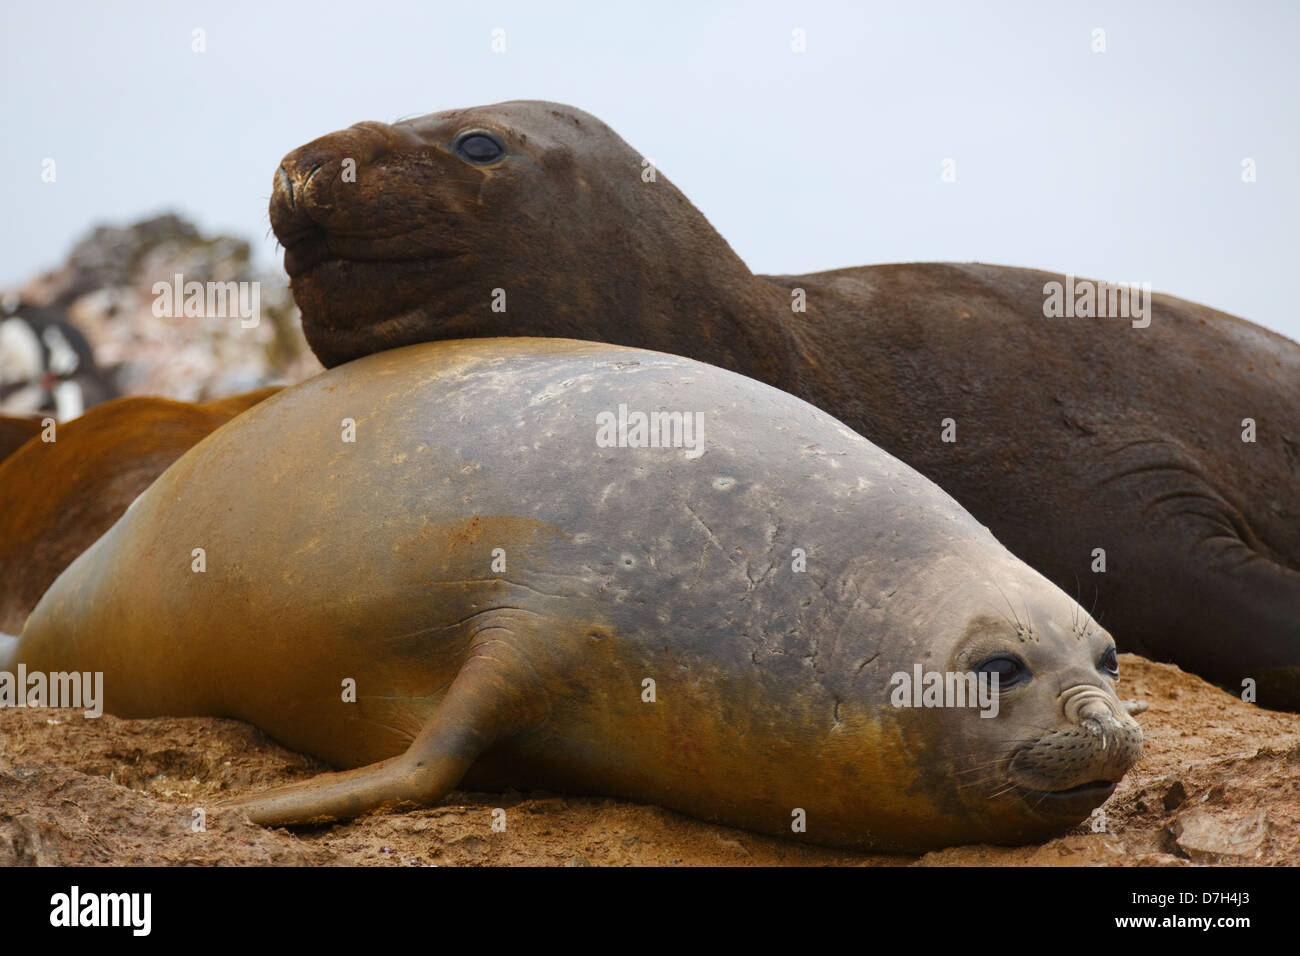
4,0,1297,341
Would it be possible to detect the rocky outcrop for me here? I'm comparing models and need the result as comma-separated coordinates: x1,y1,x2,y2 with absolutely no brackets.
5,213,320,407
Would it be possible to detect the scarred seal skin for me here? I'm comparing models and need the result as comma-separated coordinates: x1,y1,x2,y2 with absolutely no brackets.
0,388,280,633
269,101,1300,710
9,339,1141,851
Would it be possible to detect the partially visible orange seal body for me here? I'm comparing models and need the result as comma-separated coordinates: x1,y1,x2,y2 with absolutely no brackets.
0,415,43,462
0,388,279,633
271,101,1300,710
7,340,1141,851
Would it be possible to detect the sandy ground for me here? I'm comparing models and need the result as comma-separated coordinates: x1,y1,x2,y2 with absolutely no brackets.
1,654,1295,867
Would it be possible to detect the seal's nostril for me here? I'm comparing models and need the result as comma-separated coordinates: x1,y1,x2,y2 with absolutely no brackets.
1081,715,1113,749
275,166,294,209
274,160,326,213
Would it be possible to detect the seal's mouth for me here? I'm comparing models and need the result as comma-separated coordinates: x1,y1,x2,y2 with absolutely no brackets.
1014,779,1116,817
281,231,461,280
1031,779,1116,798
281,232,335,278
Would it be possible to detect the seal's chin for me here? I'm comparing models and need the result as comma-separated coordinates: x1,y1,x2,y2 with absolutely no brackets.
286,248,460,342
1012,779,1117,819
297,307,429,369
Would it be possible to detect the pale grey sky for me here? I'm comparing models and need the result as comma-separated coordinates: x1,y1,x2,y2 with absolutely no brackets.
4,0,1298,340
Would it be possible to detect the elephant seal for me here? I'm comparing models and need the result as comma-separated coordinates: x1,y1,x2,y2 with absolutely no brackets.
270,101,1300,710
0,388,280,633
0,415,42,463
8,339,1142,851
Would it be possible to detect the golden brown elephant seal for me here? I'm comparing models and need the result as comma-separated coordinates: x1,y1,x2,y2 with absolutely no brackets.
0,415,42,463
7,339,1142,851
0,388,280,633
267,100,1300,710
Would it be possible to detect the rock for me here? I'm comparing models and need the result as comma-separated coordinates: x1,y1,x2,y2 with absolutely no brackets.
7,212,320,404
1172,809,1267,862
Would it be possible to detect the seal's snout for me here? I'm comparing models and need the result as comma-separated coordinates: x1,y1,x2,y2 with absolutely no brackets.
1060,685,1138,733
271,141,354,279
271,122,442,286
1059,684,1144,772
272,121,413,246
1004,683,1143,819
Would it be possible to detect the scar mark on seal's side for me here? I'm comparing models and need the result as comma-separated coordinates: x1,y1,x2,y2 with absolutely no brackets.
684,503,726,554
802,631,823,676
855,653,880,673
684,503,764,590
684,503,753,587
433,579,568,599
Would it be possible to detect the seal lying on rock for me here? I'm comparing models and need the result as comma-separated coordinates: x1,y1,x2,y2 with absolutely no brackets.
7,339,1142,851
0,388,280,633
0,415,42,463
269,100,1300,710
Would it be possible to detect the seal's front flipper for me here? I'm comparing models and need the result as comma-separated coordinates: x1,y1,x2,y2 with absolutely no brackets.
219,651,545,826
1157,537,1300,712
1206,551,1300,712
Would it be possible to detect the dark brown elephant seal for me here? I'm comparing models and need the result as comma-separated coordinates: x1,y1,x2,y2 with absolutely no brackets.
270,101,1300,710
6,339,1142,851
0,388,280,633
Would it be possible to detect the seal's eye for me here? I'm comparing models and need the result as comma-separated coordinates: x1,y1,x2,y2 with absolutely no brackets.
975,654,1029,688
454,131,505,165
1098,646,1119,678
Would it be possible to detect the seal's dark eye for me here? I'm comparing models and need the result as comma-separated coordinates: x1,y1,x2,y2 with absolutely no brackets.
975,654,1029,688
454,131,505,164
1099,646,1119,678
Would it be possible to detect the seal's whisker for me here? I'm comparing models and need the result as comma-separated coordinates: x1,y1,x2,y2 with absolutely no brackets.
950,759,1008,777
1087,585,1102,635
991,581,1023,633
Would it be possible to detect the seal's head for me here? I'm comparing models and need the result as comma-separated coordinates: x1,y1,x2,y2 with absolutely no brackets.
269,101,790,376
947,611,1142,832
875,553,1145,847
810,540,1145,850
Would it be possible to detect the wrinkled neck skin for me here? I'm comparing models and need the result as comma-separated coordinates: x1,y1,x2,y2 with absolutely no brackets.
564,200,807,393
360,196,799,393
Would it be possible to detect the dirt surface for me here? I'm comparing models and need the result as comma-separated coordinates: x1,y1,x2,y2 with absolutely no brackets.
1,654,1295,867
